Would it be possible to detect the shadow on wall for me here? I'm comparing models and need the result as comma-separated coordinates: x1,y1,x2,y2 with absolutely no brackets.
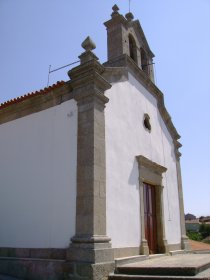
128,158,139,190
156,106,177,164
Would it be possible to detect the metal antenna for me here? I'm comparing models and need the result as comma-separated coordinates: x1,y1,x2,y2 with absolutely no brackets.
47,65,51,87
129,0,131,12
47,60,80,87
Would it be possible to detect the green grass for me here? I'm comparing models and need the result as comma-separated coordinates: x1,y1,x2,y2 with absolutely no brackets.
187,231,202,241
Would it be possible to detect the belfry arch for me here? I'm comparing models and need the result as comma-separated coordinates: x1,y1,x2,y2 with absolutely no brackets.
104,4,156,82
140,48,149,75
129,34,138,64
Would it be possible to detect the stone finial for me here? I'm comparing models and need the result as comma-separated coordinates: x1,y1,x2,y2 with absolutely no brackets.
112,4,119,12
79,36,98,64
111,4,119,17
125,12,134,22
81,36,96,52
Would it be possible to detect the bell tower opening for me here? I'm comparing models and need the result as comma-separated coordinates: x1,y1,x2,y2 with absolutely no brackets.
140,48,149,75
104,5,155,83
129,34,137,64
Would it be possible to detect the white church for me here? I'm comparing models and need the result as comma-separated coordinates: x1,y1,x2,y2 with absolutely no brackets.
0,5,190,280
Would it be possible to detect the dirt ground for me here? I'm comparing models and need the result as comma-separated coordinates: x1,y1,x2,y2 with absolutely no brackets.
189,239,210,251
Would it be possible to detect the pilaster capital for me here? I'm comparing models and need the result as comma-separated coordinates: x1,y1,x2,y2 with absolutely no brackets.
73,84,109,106
68,37,111,105
68,60,111,105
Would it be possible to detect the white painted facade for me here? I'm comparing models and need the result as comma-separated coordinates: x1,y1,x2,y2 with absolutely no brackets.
0,74,182,252
0,99,77,248
105,73,181,249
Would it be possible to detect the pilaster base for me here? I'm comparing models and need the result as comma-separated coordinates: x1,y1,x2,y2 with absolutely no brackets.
64,261,115,280
67,242,114,264
66,238,115,280
181,235,191,251
140,239,149,256
67,235,114,264
159,238,169,254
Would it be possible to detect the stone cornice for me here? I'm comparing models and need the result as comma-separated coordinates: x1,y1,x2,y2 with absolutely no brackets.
174,139,182,159
136,155,167,174
0,82,73,125
69,59,104,79
104,14,127,29
132,20,155,58
69,58,111,105
103,67,128,83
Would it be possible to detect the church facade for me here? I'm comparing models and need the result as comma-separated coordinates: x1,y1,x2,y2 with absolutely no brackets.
0,5,189,280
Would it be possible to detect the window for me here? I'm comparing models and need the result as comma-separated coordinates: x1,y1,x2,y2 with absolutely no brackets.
140,48,149,75
129,34,137,63
143,114,151,132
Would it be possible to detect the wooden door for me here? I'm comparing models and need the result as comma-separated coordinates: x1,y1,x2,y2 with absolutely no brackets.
143,183,157,254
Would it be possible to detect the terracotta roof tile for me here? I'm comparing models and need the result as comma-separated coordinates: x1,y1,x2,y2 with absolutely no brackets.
0,81,65,110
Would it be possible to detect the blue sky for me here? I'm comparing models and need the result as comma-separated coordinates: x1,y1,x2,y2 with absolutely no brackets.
0,0,209,217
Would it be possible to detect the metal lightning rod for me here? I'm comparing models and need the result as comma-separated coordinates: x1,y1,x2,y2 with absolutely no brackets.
47,60,80,87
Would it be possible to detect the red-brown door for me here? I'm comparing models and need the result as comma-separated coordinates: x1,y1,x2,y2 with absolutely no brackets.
143,183,157,254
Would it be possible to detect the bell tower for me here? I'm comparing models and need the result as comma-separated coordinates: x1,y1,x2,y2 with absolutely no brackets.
104,5,155,82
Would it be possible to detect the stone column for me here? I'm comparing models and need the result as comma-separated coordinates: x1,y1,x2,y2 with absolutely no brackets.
139,177,149,255
176,156,191,251
158,185,169,253
66,37,114,280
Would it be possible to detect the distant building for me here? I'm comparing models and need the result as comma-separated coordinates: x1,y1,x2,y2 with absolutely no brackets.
0,5,190,280
185,213,197,221
199,216,210,223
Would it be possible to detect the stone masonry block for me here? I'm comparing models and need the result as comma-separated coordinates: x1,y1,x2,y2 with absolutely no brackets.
64,261,115,280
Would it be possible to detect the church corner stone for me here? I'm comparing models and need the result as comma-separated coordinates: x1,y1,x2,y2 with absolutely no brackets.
66,41,114,279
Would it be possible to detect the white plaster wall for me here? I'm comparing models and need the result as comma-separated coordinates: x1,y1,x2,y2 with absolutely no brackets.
105,73,181,248
0,99,77,248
